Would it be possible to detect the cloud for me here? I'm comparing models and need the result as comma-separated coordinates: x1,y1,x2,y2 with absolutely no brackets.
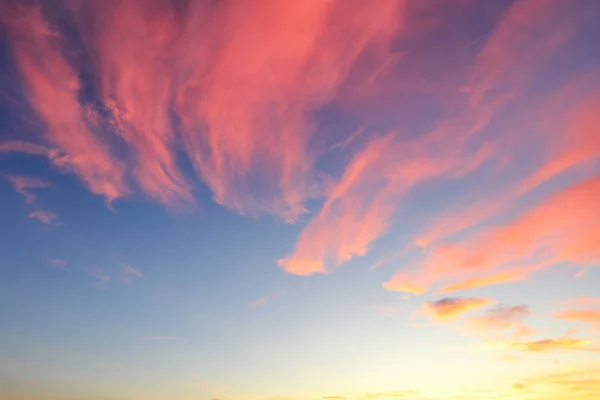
250,296,269,308
523,368,600,398
386,173,600,294
424,297,493,322
556,308,600,330
467,304,533,339
28,209,59,225
122,265,143,278
5,175,51,203
0,140,57,157
485,337,598,353
2,5,130,203
174,0,402,221
42,257,67,269
508,338,598,353
436,269,529,295
280,0,592,276
516,94,600,194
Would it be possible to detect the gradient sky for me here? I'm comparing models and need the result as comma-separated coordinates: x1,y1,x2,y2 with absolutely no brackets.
1,1,600,399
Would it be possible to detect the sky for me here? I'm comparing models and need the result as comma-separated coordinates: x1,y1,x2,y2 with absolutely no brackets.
0,0,600,399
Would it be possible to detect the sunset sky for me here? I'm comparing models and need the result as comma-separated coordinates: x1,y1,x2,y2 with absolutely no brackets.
1,0,600,399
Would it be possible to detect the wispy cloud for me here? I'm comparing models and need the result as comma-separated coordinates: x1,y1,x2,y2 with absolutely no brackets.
386,173,600,294
41,257,67,269
2,5,130,203
509,338,598,353
28,209,59,225
466,304,534,340
122,265,143,278
281,0,594,276
5,175,50,203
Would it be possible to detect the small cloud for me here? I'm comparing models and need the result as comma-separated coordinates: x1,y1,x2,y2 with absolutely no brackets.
123,264,143,278
28,209,60,225
251,296,269,308
424,297,493,322
6,175,51,203
87,267,110,289
42,257,67,269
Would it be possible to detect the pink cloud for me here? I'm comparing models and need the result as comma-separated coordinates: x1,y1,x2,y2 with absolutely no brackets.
174,0,402,221
123,265,143,278
250,296,269,308
0,141,58,157
3,5,129,203
556,308,600,330
279,0,589,276
6,175,51,203
385,174,600,294
28,209,59,225
70,1,193,206
467,304,534,340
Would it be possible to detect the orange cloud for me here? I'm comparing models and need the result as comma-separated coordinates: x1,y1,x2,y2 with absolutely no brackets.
2,5,129,203
424,297,493,322
556,309,600,329
437,269,529,294
489,338,598,353
28,209,59,225
386,173,600,294
6,176,51,203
